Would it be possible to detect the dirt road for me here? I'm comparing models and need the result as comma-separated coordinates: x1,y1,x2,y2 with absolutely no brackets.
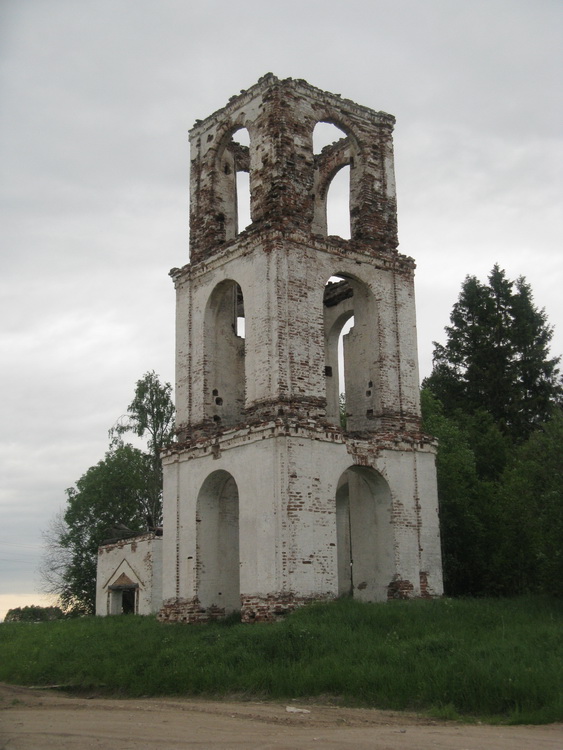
0,683,560,750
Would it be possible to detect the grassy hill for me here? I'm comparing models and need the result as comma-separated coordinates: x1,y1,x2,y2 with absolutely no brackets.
1,597,561,724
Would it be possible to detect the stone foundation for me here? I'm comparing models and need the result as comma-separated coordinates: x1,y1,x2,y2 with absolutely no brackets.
157,597,226,624
240,592,335,622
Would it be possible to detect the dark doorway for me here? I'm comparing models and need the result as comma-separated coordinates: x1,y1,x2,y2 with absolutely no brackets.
122,588,136,614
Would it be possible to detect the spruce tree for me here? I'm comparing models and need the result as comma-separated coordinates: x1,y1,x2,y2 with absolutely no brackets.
425,265,561,442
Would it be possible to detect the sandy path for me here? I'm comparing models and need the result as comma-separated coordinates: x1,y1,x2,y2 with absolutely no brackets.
0,683,561,750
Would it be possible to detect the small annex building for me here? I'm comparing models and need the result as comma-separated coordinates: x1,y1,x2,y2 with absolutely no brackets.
96,75,443,621
96,533,163,616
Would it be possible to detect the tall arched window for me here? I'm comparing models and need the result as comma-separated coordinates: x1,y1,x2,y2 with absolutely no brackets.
323,275,380,431
232,128,251,233
312,122,351,238
217,127,251,241
336,466,393,602
197,470,240,613
326,165,351,239
324,276,353,426
204,280,245,427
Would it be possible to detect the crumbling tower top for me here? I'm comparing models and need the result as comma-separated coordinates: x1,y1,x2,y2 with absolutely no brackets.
188,74,398,264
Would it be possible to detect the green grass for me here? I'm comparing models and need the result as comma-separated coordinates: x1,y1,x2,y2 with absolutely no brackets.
1,597,561,724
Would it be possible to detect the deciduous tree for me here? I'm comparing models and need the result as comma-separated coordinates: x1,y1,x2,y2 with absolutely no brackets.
493,409,563,596
40,373,174,615
43,444,150,614
111,371,175,527
4,605,64,622
421,390,498,595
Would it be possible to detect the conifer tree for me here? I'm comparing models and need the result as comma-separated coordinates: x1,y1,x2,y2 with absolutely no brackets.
425,265,561,442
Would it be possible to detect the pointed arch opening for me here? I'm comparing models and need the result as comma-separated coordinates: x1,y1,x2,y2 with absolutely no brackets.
204,279,245,427
197,470,240,614
324,275,380,431
336,466,393,601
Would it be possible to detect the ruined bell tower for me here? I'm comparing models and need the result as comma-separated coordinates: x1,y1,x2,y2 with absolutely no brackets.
159,74,443,623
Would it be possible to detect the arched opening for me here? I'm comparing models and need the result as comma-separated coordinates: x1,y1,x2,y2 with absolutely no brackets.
337,313,355,426
336,466,394,601
197,470,240,614
217,126,251,240
312,121,352,238
323,275,380,431
232,128,251,233
204,280,245,427
236,171,251,232
313,122,347,155
326,165,351,239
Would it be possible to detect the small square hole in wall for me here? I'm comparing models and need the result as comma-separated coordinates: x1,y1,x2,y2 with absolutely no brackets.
325,366,333,377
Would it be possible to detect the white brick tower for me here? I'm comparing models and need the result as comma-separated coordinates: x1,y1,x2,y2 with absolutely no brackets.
159,75,443,623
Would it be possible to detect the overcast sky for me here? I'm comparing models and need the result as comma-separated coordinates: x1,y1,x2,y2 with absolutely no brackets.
1,0,561,619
